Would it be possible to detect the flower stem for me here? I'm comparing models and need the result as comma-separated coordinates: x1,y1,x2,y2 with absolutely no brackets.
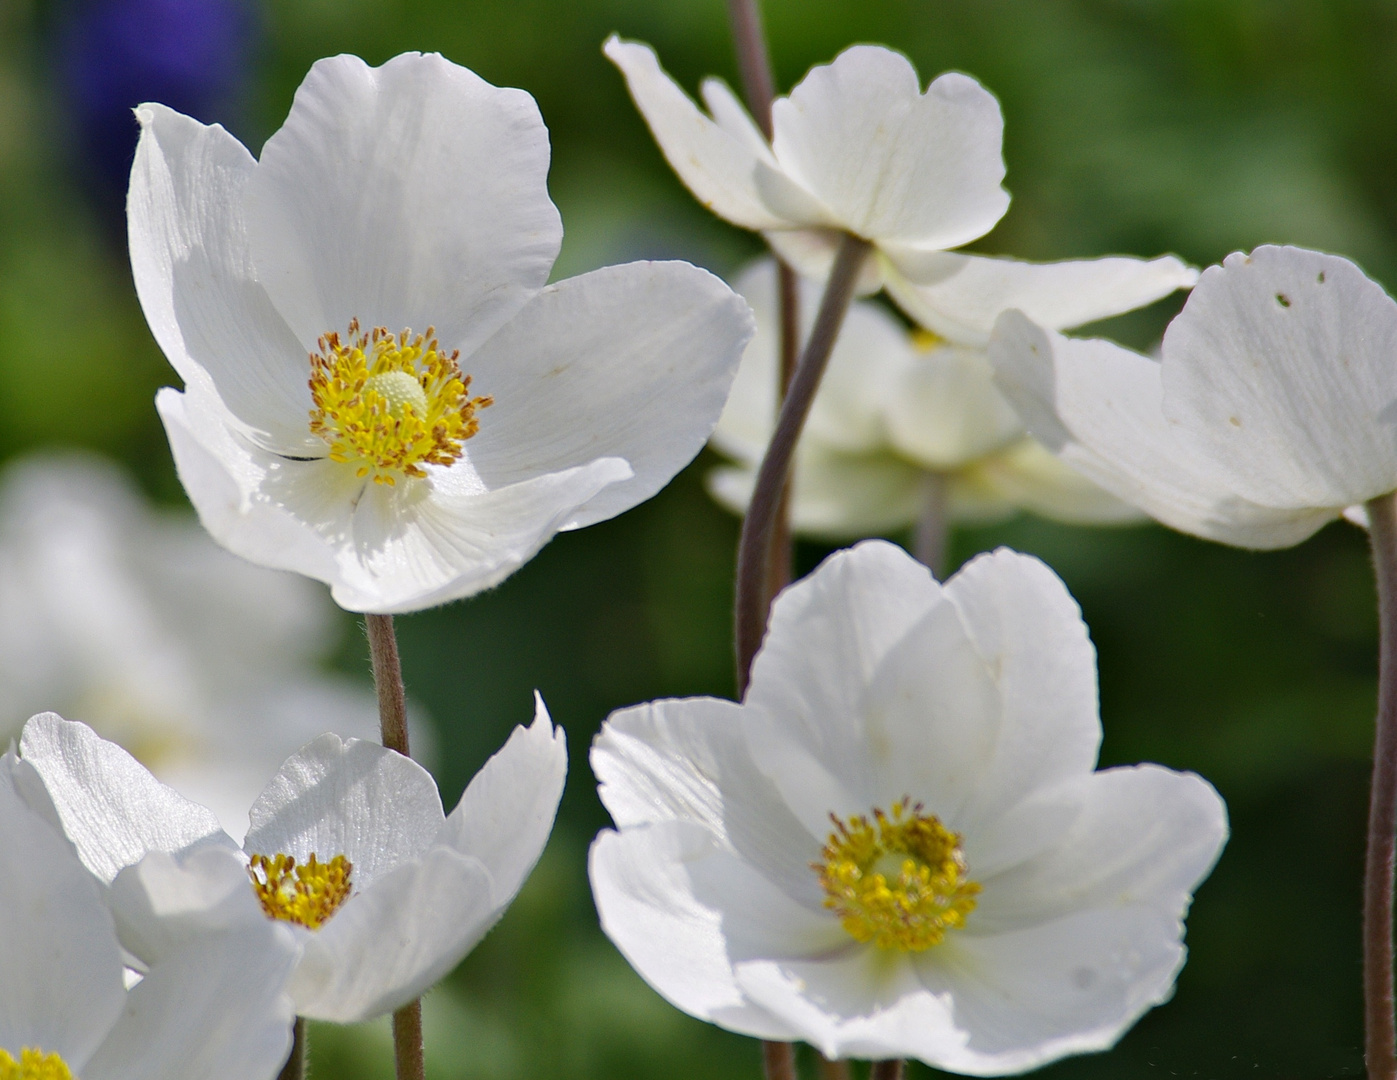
914,470,950,579
724,0,776,136
762,1040,797,1080
735,233,870,694
365,613,411,756
764,262,802,605
393,1002,425,1080
365,613,424,1080
276,1017,306,1080
817,1053,850,1080
1366,490,1397,1080
869,1061,904,1080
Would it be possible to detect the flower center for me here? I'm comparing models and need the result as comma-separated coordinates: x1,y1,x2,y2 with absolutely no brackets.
248,852,353,930
0,1049,72,1080
814,798,980,951
308,319,492,485
911,328,944,352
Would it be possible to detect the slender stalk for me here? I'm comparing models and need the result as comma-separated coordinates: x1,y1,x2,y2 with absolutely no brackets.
276,1017,306,1080
392,1002,425,1080
365,612,424,1080
817,1053,851,1080
764,262,802,606
762,1040,798,1080
1366,490,1397,1080
365,613,410,756
914,470,950,579
724,0,776,136
735,233,870,693
869,1061,904,1080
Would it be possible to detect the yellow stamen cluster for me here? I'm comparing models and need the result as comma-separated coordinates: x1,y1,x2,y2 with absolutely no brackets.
248,852,353,930
815,798,980,951
911,328,944,352
0,1049,72,1080
308,318,492,485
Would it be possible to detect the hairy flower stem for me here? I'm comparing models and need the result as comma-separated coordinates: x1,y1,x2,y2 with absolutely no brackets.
817,1054,851,1080
365,613,424,1080
277,1017,307,1080
915,470,950,579
870,1061,905,1080
1367,490,1397,1080
762,1040,798,1080
736,233,870,693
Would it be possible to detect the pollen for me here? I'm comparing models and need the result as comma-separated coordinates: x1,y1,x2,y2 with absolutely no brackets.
814,798,980,951
0,1049,73,1080
308,319,492,485
911,328,945,352
248,852,353,930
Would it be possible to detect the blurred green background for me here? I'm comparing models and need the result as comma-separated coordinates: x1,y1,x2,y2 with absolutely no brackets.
4,0,1396,1075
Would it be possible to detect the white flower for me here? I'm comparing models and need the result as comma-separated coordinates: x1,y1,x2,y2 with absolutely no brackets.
0,453,390,840
16,706,566,1023
708,259,1197,536
131,52,754,614
987,244,1397,547
589,540,1226,1074
0,747,299,1080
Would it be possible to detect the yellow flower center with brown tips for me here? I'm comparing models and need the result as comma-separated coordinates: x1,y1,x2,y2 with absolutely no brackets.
814,798,980,951
248,852,353,930
308,319,492,486
0,1049,72,1080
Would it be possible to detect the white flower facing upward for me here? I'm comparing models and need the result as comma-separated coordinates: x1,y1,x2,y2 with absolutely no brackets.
589,540,1226,1074
0,453,387,839
131,52,754,614
15,706,566,1023
708,259,1198,537
0,747,298,1080
987,244,1397,547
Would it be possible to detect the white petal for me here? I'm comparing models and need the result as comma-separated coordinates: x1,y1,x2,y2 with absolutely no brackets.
246,53,561,358
881,344,1024,468
1162,245,1397,508
699,78,772,156
594,696,824,905
939,549,1102,871
462,260,754,530
436,696,566,905
84,921,297,1080
128,105,315,453
589,822,815,1041
952,440,1146,526
604,39,830,231
763,229,887,295
884,252,1198,347
988,311,1338,547
771,48,1008,249
735,949,965,1064
288,846,493,1022
0,753,126,1067
244,734,445,889
18,713,233,884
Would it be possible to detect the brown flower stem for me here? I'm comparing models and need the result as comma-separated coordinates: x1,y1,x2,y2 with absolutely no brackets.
762,1040,798,1080
365,612,423,1080
763,262,802,606
914,470,950,579
869,1061,904,1080
724,0,776,136
817,1053,851,1080
1366,490,1397,1080
735,233,870,694
276,1017,306,1080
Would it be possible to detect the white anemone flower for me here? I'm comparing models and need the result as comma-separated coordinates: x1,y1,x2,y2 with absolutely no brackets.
0,747,298,1080
131,52,753,614
987,245,1397,547
708,259,1199,536
0,453,387,840
589,540,1226,1074
16,706,566,1023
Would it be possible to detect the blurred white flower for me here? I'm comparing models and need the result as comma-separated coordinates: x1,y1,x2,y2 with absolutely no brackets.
708,260,1198,537
0,747,298,1080
19,708,566,1024
988,244,1397,547
131,52,753,614
0,454,385,841
589,540,1226,1074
